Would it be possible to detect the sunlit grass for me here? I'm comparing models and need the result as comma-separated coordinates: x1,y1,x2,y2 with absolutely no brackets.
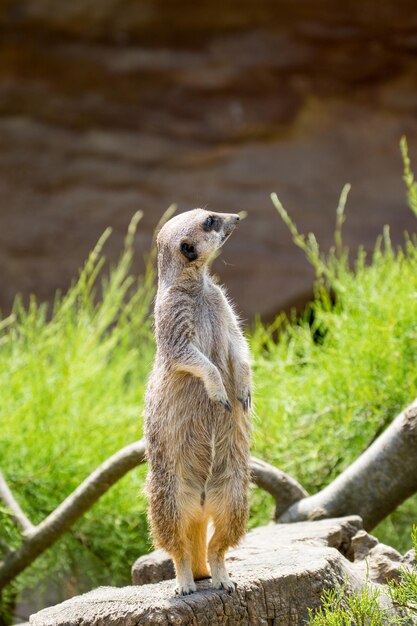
249,208,417,547
0,212,155,596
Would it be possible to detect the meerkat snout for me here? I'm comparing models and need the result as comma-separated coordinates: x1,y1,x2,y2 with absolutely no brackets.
220,214,240,243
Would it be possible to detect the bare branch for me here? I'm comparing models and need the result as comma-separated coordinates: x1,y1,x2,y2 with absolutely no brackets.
0,439,146,590
250,457,308,518
0,471,35,534
278,399,417,530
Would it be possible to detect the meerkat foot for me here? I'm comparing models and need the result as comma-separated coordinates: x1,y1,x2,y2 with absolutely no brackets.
211,574,235,593
175,580,197,596
173,554,197,596
210,562,236,593
221,399,232,412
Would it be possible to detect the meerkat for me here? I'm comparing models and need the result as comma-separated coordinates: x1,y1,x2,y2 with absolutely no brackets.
144,208,252,596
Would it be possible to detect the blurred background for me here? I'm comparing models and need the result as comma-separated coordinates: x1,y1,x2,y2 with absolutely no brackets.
2,0,417,319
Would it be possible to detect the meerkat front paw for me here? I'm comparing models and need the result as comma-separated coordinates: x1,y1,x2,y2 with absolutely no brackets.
207,380,232,412
237,388,251,412
205,370,232,412
235,362,252,412
207,385,232,412
215,394,232,412
175,580,197,596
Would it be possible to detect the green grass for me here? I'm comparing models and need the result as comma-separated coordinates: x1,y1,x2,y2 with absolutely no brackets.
0,213,155,598
308,584,397,626
2,142,417,613
250,186,417,541
389,526,417,615
307,584,402,626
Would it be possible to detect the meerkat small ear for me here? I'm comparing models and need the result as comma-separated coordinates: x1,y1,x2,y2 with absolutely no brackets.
180,240,198,261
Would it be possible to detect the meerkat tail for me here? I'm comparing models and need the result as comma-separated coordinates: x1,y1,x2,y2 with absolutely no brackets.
190,518,211,580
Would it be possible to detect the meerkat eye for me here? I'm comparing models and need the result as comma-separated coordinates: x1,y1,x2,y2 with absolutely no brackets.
180,241,198,261
203,215,216,232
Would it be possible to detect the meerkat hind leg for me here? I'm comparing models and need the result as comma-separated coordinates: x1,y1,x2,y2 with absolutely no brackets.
207,517,236,592
207,481,248,592
173,550,197,596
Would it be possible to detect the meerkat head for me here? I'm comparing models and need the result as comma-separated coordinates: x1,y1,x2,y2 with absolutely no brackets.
157,209,240,272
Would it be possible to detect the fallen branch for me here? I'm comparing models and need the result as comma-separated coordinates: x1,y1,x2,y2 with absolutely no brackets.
278,400,417,530
0,440,146,590
250,456,308,518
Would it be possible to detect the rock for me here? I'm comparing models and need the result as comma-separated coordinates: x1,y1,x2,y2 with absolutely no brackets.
366,543,405,584
350,529,417,584
2,5,417,320
132,548,174,586
31,516,390,626
351,529,379,561
403,548,417,567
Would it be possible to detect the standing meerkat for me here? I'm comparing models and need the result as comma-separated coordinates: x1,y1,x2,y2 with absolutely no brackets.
144,208,252,595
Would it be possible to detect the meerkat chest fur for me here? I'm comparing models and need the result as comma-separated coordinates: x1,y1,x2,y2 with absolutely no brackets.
154,278,234,385
192,282,230,366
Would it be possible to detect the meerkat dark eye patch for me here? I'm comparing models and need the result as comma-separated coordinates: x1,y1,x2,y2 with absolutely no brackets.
180,241,198,261
203,215,221,232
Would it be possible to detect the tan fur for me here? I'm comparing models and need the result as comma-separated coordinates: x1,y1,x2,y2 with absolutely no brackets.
189,518,210,579
144,209,252,595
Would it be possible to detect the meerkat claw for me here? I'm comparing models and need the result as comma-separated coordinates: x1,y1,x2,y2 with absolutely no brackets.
213,578,236,593
222,399,232,412
239,393,251,411
224,582,236,593
175,583,197,596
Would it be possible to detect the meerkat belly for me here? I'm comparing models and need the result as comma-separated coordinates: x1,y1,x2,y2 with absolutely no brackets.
146,363,214,440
